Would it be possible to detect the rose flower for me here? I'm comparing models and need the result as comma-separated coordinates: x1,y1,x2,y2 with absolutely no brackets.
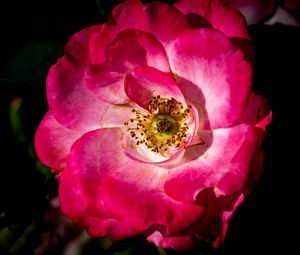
35,0,271,250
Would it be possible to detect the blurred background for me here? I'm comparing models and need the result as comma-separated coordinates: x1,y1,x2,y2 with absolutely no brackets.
0,0,299,254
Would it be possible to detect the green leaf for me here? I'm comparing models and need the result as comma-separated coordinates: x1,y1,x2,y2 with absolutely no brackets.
36,161,52,184
8,222,36,255
0,222,36,254
112,247,135,255
158,248,168,255
9,97,26,142
0,226,13,251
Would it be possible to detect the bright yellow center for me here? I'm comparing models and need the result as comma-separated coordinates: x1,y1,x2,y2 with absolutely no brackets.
124,96,191,155
151,114,178,140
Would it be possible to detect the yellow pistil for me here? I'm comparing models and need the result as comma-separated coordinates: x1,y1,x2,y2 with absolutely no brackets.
124,96,191,155
151,114,178,140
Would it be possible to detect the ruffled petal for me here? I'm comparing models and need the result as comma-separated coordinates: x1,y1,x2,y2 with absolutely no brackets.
186,189,223,243
64,128,206,239
86,29,171,104
240,93,271,126
111,0,148,31
58,167,138,239
89,0,147,64
174,77,209,129
147,231,193,251
148,189,245,249
143,1,190,48
89,24,118,64
34,112,81,173
65,130,115,220
212,192,245,247
111,0,190,49
85,62,129,104
101,174,206,237
239,92,272,144
59,167,109,236
169,28,252,129
125,66,185,110
47,25,110,132
164,124,257,203
147,189,222,249
89,0,191,70
175,0,250,40
105,29,170,72
256,112,272,132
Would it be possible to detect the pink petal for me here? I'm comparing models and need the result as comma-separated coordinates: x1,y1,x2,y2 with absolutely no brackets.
82,0,189,84
89,24,118,64
47,25,110,132
99,104,136,128
186,189,246,247
34,112,81,173
254,112,272,146
147,231,193,251
143,1,190,47
105,29,170,72
89,0,147,64
240,93,271,126
101,175,206,237
111,0,190,49
239,92,272,144
175,0,250,40
89,1,190,65
164,124,257,203
212,192,245,247
148,189,246,249
62,25,99,67
167,190,245,248
86,29,171,104
229,37,255,65
147,188,221,249
256,112,272,132
64,128,206,239
58,167,138,239
125,66,185,110
58,167,108,236
110,0,148,31
174,77,209,129
187,189,223,243
65,130,114,220
85,62,129,104
169,28,252,129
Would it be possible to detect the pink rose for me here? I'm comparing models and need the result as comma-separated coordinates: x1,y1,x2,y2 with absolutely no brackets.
35,0,271,250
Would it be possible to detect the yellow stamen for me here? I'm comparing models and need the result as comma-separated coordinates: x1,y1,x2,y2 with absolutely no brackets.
124,96,191,156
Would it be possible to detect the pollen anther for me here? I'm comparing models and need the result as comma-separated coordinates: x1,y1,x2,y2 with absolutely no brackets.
124,96,192,156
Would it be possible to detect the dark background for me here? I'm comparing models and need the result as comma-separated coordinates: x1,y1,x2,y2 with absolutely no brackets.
0,0,299,254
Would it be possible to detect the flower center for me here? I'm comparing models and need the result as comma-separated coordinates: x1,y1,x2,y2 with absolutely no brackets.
124,96,192,156
151,114,178,140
